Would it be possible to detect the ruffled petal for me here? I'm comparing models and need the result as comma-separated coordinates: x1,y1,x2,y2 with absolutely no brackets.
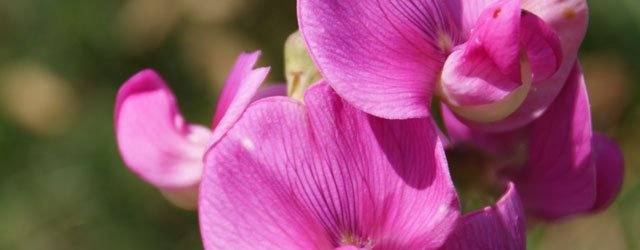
515,63,596,220
200,82,459,249
114,69,210,190
441,182,525,250
209,51,270,146
590,133,624,212
298,0,462,119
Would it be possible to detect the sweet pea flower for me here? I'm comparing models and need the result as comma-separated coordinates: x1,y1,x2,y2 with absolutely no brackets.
298,0,587,131
442,64,624,220
114,51,285,209
199,82,525,249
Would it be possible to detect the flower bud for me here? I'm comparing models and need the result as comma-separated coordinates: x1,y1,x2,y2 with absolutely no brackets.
284,31,321,102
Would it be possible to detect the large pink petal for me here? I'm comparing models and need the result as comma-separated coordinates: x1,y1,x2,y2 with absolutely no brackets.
209,51,270,146
590,133,624,212
298,0,462,119
115,69,210,190
515,63,596,220
200,82,459,249
200,97,332,250
441,182,525,250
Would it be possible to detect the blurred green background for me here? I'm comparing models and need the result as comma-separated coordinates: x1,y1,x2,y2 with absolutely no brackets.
0,0,638,249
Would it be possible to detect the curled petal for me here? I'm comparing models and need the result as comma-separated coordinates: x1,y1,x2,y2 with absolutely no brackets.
115,69,210,190
523,0,587,97
465,10,564,131
442,182,525,250
520,10,562,83
200,82,459,249
457,0,499,36
515,63,596,220
440,0,524,122
452,59,575,132
460,0,588,132
523,0,588,62
298,0,461,119
441,2,562,125
209,51,270,146
590,133,624,212
464,0,522,81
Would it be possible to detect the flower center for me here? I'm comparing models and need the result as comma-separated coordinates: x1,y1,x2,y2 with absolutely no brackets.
437,30,454,55
446,142,526,213
340,233,374,249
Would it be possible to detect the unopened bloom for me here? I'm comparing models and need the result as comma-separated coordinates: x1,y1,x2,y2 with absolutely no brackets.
285,31,322,102
199,82,524,249
442,65,624,220
298,0,587,131
114,51,284,209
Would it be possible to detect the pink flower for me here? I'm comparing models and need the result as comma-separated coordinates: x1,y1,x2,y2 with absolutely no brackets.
297,0,622,221
442,64,624,220
198,82,524,249
298,0,587,131
114,51,285,209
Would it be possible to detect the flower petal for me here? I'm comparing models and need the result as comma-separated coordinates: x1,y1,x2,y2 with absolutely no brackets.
457,0,499,36
201,97,332,250
298,0,461,119
441,103,522,157
515,63,596,220
441,182,525,250
439,0,526,123
114,69,210,190
458,0,588,132
440,1,563,125
520,10,562,83
200,82,459,249
464,0,522,81
590,133,624,212
523,0,588,62
457,9,563,131
209,51,270,146
251,84,287,101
